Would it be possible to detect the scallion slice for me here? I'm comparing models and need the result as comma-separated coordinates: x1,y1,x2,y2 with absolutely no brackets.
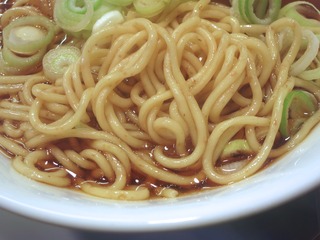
85,3,120,31
220,139,252,160
232,0,281,24
92,10,125,33
0,51,23,75
1,45,47,75
54,0,120,37
279,1,320,27
3,15,56,55
42,46,81,81
279,90,317,138
54,0,95,32
104,0,133,6
133,0,171,18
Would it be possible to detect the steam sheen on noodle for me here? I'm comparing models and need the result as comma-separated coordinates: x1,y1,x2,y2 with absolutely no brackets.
0,0,320,200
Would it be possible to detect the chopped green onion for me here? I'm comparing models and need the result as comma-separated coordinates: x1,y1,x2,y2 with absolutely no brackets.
219,139,253,173
8,26,46,54
66,0,103,12
2,45,46,68
86,4,121,31
92,10,125,33
254,0,268,19
54,0,95,32
54,0,120,37
280,90,317,138
220,139,253,160
133,0,171,18
0,15,56,75
279,1,320,27
231,0,281,24
0,51,23,75
3,15,56,55
104,0,133,6
0,45,47,76
42,46,81,81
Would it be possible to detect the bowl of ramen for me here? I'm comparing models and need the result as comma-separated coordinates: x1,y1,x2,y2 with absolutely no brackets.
0,0,320,232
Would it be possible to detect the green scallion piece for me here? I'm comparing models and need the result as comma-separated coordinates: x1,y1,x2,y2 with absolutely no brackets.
133,0,171,18
220,139,253,160
279,1,320,27
3,15,56,55
42,46,81,81
232,0,281,24
104,0,133,6
280,90,317,138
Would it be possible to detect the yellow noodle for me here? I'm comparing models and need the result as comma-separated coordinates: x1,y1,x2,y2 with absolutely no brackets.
0,0,320,200
12,153,71,187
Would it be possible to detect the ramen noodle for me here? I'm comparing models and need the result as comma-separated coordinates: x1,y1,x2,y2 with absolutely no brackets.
0,0,319,200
